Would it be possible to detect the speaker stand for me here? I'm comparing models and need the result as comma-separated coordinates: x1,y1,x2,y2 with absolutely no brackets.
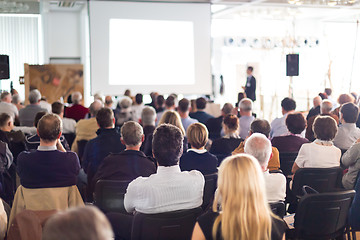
288,76,294,98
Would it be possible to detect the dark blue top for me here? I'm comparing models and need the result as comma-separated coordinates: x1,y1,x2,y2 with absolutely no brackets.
17,150,80,188
349,176,360,229
82,128,125,175
180,151,218,175
190,111,213,125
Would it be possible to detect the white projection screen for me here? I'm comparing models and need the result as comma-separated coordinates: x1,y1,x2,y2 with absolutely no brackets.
89,1,211,95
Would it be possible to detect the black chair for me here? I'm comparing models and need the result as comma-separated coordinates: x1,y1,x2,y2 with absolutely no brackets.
292,167,343,197
202,173,218,210
131,207,202,240
94,179,131,214
77,140,88,162
287,190,355,240
279,152,298,177
63,133,76,148
270,201,286,219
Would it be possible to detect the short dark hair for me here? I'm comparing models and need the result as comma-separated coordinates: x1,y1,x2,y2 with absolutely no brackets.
286,112,306,134
37,114,62,142
0,113,11,128
178,98,190,112
165,96,175,108
51,102,64,115
152,124,183,166
196,97,207,110
247,66,253,72
250,119,271,138
34,111,47,128
281,97,296,112
135,94,143,105
325,88,332,96
313,116,337,141
96,108,114,128
340,102,359,123
156,95,165,106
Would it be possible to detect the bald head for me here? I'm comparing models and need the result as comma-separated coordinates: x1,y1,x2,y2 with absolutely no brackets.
89,100,103,117
321,100,333,114
244,133,272,169
313,96,322,107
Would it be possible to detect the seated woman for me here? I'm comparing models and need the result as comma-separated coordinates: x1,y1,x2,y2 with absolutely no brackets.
291,116,341,174
158,110,188,153
209,114,243,164
192,154,287,240
180,123,218,175
271,112,309,153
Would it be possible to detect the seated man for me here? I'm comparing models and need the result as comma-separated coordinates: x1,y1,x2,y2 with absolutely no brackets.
244,133,286,203
25,112,70,151
124,124,204,214
189,97,213,124
17,114,80,188
238,98,255,139
65,91,89,122
333,102,360,150
139,106,157,157
93,121,156,188
270,97,296,138
19,89,48,127
341,138,360,189
51,102,76,134
83,107,125,194
178,98,198,132
206,103,232,140
232,119,280,171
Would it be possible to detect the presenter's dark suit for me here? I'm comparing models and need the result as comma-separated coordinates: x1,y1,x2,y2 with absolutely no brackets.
245,75,256,102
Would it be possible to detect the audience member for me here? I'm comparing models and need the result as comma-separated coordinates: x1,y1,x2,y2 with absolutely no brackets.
51,102,76,134
306,96,321,120
17,114,80,188
156,95,176,125
158,110,188,153
271,112,309,153
11,94,23,111
332,93,355,118
139,106,157,156
104,95,113,109
25,112,70,151
146,92,158,109
245,133,286,203
39,97,52,113
349,176,360,230
124,124,204,214
155,95,165,113
71,100,102,154
206,103,233,140
333,102,360,150
114,97,134,127
210,114,242,164
235,92,246,108
189,97,213,124
83,108,125,195
19,89,48,127
192,154,286,240
341,139,360,189
178,98,198,132
325,88,337,109
42,206,114,240
180,123,218,174
270,97,296,138
292,116,341,174
306,100,339,141
64,92,89,122
93,121,156,187
238,98,255,139
0,91,18,119
233,119,280,171
131,93,145,122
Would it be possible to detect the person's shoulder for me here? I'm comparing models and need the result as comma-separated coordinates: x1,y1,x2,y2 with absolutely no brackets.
182,169,204,179
268,171,286,182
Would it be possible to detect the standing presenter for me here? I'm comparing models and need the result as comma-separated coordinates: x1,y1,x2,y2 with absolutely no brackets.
242,66,256,102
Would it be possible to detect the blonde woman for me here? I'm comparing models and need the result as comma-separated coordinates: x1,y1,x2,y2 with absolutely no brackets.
180,123,218,175
192,154,287,240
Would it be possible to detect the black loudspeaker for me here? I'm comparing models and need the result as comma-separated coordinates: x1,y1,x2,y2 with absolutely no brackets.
286,54,299,76
0,55,9,80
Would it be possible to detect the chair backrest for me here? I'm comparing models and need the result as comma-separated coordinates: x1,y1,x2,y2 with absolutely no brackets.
94,180,131,214
202,173,218,210
269,201,286,219
131,207,203,240
294,190,355,239
292,167,343,197
63,133,76,149
77,140,88,161
279,152,298,177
